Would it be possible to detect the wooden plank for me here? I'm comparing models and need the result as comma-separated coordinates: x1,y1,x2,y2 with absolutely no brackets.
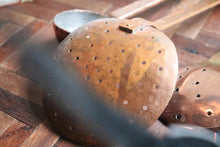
171,34,217,58
0,86,45,127
176,9,213,39
0,22,22,46
0,20,46,69
0,67,42,106
35,0,77,13
0,120,34,147
155,0,220,32
21,120,60,147
132,0,177,21
196,29,220,49
176,48,208,68
95,0,136,8
202,5,220,34
0,8,36,26
53,138,80,147
53,0,113,15
9,2,68,21
110,0,166,19
0,111,15,136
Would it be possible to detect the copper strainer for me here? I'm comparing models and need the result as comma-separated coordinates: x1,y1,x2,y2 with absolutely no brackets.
44,0,220,145
161,52,220,131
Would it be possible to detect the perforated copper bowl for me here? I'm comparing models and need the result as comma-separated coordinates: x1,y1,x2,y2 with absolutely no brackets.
45,17,178,145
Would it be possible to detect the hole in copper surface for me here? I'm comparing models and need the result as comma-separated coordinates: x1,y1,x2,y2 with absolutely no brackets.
142,61,146,65
121,49,125,53
196,94,201,98
86,76,90,80
105,30,109,33
151,36,154,39
109,70,113,73
75,57,79,60
98,79,103,83
158,50,162,54
159,67,163,71
202,68,206,71
137,44,141,48
70,38,72,40
90,44,94,47
185,67,189,71
207,111,212,116
68,49,72,53
179,75,182,79
156,85,159,89
104,22,108,24
93,56,97,60
106,57,110,61
96,69,99,72
84,65,88,69
175,88,179,92
175,114,182,120
195,81,199,85
206,110,214,116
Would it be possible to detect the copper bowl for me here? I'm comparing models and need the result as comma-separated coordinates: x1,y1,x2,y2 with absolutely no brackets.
53,9,105,42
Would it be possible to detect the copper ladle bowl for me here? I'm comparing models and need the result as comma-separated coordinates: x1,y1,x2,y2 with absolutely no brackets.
53,9,105,42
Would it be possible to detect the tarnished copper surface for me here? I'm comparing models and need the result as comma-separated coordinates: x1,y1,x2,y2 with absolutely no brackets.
44,18,178,145
161,53,220,131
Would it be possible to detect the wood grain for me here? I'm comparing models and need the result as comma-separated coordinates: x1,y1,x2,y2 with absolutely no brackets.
9,3,58,21
176,9,213,39
21,120,60,147
0,120,34,147
131,0,177,21
110,0,166,19
196,29,220,49
35,0,77,13
203,5,220,34
95,0,136,8
0,111,15,136
0,67,42,106
0,86,45,127
0,22,22,46
0,20,46,70
176,48,208,68
172,34,217,58
155,0,220,32
53,138,80,147
53,0,113,15
0,8,36,26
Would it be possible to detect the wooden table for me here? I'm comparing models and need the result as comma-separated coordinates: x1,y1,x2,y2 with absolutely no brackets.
0,0,219,146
